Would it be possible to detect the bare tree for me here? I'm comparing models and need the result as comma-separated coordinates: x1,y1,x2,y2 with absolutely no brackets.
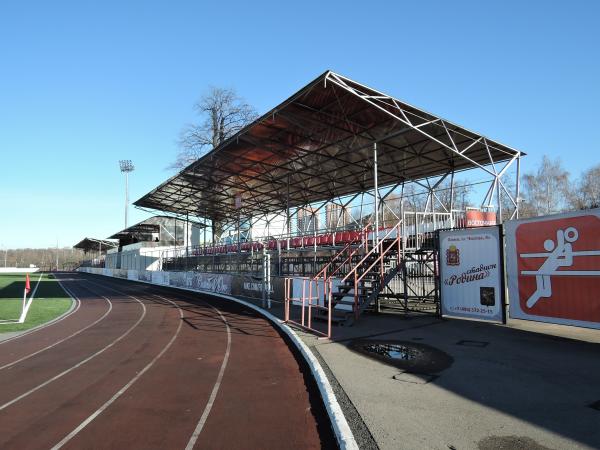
521,155,570,217
435,179,472,212
570,163,600,210
172,87,258,169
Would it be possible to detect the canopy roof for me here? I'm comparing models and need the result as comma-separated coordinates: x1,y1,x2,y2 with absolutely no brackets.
108,223,159,240
135,71,522,224
107,215,205,240
73,238,118,252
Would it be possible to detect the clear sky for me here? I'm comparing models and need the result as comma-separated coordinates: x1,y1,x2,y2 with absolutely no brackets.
1,0,598,248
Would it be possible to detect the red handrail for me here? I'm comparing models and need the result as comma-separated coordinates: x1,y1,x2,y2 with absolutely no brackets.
312,221,372,281
341,219,402,282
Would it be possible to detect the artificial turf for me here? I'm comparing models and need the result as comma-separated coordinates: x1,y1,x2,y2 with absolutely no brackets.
0,273,73,333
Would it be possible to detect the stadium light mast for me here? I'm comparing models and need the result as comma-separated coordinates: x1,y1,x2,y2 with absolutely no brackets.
119,160,135,229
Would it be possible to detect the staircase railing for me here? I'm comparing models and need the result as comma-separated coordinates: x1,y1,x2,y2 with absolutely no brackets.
284,222,371,338
341,219,404,320
312,222,372,282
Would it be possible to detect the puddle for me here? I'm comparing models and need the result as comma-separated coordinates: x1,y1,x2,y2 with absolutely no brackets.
348,339,453,373
363,343,422,360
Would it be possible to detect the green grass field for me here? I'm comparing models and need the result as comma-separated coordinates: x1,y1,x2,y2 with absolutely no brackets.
0,273,73,333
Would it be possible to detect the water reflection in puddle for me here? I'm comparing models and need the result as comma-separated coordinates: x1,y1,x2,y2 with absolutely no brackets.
362,343,421,360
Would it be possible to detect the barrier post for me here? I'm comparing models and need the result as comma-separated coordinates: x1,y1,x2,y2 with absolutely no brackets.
327,279,332,338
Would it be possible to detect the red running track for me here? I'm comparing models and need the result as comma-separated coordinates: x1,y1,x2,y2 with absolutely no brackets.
0,273,335,449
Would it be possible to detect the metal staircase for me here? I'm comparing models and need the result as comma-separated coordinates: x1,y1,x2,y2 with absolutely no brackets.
331,222,403,326
284,220,405,337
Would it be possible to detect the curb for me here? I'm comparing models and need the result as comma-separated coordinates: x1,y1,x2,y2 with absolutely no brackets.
84,272,359,450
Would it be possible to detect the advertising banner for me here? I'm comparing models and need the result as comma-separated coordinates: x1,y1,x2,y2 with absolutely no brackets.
234,273,268,300
127,270,138,281
151,271,170,286
439,226,505,322
465,210,497,227
180,272,233,295
505,209,600,329
138,270,153,282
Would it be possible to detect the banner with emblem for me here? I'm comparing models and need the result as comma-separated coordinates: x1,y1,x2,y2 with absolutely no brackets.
439,226,506,323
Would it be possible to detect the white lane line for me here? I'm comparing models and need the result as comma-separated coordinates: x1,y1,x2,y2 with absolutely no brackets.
51,294,184,449
94,274,358,450
0,276,81,345
185,301,232,450
16,272,44,323
0,295,113,371
0,293,147,412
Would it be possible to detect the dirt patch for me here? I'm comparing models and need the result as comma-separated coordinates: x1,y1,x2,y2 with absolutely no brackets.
478,435,554,450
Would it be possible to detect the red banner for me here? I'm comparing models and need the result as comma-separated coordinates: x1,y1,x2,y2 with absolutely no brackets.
466,210,497,227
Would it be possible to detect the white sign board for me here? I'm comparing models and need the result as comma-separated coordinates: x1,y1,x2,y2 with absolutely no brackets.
439,227,505,322
505,209,600,329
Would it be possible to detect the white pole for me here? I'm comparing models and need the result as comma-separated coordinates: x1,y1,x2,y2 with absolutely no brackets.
373,143,379,247
125,171,129,229
516,153,521,219
22,285,26,317
267,259,271,309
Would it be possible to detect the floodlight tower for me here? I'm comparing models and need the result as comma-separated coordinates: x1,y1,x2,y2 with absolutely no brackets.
119,160,135,229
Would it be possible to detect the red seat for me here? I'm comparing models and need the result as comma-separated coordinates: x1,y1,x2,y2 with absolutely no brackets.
341,231,351,243
278,240,288,250
306,236,315,246
348,231,360,242
268,240,277,250
324,234,333,245
292,237,302,248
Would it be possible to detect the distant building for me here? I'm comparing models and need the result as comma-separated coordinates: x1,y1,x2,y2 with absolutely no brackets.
297,207,319,234
326,203,350,230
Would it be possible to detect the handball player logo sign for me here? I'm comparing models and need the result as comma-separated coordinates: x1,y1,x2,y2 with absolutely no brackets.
505,210,600,329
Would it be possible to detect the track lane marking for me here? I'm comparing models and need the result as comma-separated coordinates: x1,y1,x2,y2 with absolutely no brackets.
0,294,112,371
67,277,233,449
0,288,147,412
51,294,184,449
185,301,232,450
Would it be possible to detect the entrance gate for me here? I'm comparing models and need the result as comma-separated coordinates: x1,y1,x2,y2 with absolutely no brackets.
377,249,440,316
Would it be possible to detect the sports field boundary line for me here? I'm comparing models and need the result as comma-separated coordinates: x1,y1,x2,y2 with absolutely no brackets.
18,272,44,323
83,272,358,450
0,275,80,344
0,272,43,325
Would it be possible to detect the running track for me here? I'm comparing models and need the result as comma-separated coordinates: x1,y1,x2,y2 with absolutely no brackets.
0,273,335,449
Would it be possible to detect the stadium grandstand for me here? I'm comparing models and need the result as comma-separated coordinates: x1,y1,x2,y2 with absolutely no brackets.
80,71,523,337
74,238,118,268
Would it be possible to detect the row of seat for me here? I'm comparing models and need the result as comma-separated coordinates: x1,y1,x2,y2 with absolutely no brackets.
191,230,366,256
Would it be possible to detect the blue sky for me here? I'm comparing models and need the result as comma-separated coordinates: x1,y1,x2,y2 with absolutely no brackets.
1,0,598,248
